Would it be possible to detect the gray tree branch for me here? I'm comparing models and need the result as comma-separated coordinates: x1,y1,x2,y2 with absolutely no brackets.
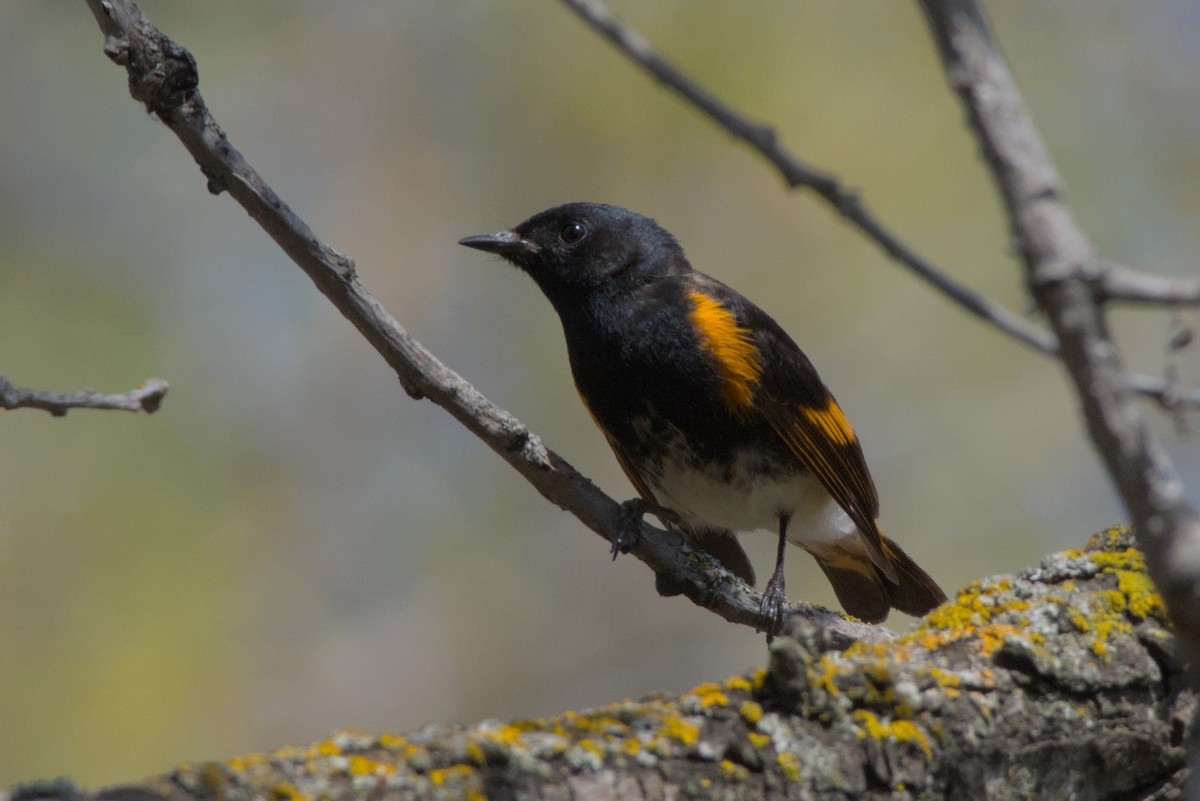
79,0,882,647
0,374,167,416
916,0,1200,793
1099,262,1200,306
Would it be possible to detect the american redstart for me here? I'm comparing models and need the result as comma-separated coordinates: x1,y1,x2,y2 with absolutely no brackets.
460,203,946,632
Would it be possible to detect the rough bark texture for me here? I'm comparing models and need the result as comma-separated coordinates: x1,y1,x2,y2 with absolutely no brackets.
7,528,1190,801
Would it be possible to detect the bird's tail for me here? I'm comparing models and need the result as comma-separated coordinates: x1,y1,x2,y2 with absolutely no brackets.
808,535,947,624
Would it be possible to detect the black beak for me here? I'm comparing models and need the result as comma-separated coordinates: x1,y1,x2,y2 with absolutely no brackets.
458,230,539,257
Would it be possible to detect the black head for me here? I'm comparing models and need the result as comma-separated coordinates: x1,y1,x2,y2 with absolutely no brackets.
458,203,687,307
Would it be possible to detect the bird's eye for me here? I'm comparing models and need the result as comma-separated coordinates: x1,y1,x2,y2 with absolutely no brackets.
559,222,588,245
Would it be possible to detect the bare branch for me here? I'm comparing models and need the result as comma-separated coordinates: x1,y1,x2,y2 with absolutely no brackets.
558,0,1059,359
1098,261,1200,306
1129,371,1200,410
0,374,167,416
917,0,1200,745
81,0,887,647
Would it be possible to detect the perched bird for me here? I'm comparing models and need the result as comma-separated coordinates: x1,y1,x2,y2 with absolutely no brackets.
460,203,946,631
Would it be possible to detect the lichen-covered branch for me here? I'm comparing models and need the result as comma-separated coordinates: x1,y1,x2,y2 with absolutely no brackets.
12,529,1188,801
78,0,881,645
0,374,167,416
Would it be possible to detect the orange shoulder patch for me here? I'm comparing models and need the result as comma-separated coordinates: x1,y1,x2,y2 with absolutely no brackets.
800,397,856,446
687,291,762,412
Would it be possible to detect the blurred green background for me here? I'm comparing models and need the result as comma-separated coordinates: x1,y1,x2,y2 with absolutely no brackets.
2,0,1197,787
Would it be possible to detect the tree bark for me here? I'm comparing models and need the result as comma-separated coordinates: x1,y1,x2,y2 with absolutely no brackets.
9,528,1188,801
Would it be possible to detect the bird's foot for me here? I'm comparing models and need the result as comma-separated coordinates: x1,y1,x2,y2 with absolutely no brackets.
611,498,648,559
759,573,787,644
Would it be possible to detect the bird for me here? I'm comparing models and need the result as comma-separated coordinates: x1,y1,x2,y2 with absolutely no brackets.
459,202,947,633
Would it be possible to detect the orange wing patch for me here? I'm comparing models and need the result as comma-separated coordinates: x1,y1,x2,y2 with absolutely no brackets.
800,398,855,446
687,291,762,412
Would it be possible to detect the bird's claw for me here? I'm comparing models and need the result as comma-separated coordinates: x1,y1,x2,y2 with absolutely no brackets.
760,577,787,644
611,498,647,559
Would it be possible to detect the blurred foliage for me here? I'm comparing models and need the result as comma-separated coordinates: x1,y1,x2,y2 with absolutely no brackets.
1,0,1197,787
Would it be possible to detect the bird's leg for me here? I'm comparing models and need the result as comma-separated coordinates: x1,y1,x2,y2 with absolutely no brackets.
760,515,790,642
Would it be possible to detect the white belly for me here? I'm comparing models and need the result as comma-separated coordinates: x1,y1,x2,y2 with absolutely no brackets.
648,449,859,548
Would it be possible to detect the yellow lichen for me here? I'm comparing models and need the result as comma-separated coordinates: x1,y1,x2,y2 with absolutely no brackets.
924,598,977,631
748,732,770,749
725,676,753,693
429,765,475,787
480,723,526,748
813,657,849,696
687,681,729,708
1116,569,1167,620
926,667,960,689
777,751,802,782
660,715,700,746
719,759,749,781
739,700,764,726
853,710,932,759
226,752,267,773
1089,548,1145,573
271,783,308,801
376,733,406,750
308,740,341,759
347,755,392,776
579,738,607,759
975,624,1021,655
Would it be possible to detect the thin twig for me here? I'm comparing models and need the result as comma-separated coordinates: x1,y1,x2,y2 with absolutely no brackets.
0,374,167,416
1128,372,1200,408
916,1,1200,788
81,0,887,647
1098,261,1200,306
